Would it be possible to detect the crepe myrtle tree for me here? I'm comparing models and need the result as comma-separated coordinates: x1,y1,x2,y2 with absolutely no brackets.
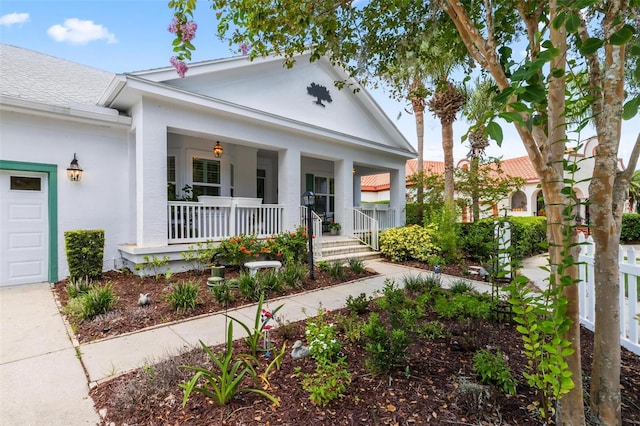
441,1,640,424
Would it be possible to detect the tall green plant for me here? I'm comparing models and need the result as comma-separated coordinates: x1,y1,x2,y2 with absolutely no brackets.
180,325,279,407
226,293,283,357
429,201,462,263
507,274,575,421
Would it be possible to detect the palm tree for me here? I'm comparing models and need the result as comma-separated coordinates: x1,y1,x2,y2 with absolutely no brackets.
409,78,428,223
423,44,467,203
629,169,640,213
462,77,496,221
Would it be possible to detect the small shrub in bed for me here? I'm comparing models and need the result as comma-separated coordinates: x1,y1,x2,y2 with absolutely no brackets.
164,281,200,313
472,348,517,395
345,292,371,315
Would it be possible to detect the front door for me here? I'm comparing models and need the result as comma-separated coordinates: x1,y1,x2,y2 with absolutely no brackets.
0,171,49,286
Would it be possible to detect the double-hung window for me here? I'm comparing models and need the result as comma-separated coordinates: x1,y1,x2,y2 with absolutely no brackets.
192,158,220,196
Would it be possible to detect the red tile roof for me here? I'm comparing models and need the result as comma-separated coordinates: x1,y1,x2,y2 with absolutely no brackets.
361,156,539,192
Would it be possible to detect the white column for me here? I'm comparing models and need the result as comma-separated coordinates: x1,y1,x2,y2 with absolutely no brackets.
334,159,353,233
353,172,362,207
389,165,406,227
133,102,168,246
278,147,301,231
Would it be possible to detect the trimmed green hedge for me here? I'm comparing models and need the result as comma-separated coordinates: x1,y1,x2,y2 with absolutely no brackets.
620,213,640,243
64,229,105,281
458,216,547,263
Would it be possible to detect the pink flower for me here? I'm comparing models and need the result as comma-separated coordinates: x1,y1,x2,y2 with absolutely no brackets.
167,18,179,34
170,57,188,78
168,18,197,43
240,43,250,55
180,21,197,42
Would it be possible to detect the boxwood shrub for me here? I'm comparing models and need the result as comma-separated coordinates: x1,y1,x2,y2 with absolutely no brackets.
64,229,105,281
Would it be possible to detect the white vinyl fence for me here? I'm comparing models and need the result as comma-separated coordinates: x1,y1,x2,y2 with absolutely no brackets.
578,233,640,355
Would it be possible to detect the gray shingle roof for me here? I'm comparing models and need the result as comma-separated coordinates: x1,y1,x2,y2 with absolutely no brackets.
0,43,114,107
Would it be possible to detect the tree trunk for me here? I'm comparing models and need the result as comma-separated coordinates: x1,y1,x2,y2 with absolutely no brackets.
470,156,480,222
546,7,585,423
411,79,426,224
587,36,627,425
442,119,455,203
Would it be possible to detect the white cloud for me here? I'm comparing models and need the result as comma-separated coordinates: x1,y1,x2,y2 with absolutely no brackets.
0,12,30,27
47,18,117,45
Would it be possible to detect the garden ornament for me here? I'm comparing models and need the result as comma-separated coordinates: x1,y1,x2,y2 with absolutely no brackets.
138,293,151,306
291,340,310,360
434,265,441,275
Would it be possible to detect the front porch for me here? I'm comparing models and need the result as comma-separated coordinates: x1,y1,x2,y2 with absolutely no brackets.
166,198,398,247
119,199,396,274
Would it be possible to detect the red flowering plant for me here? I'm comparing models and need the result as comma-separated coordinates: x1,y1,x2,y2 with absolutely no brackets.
264,226,309,264
214,234,265,269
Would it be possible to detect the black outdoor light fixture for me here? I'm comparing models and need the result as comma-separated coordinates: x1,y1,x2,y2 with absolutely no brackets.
213,141,223,158
66,153,83,182
302,190,315,280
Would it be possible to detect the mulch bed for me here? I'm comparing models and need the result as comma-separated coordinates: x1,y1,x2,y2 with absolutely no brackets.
52,266,376,344
53,261,640,425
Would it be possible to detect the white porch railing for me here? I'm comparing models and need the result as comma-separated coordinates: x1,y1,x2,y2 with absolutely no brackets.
168,201,284,244
299,206,323,258
578,233,640,355
351,208,379,250
358,204,396,230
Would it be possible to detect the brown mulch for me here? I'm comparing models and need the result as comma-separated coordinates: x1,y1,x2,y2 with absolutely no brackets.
52,266,376,344
53,262,640,425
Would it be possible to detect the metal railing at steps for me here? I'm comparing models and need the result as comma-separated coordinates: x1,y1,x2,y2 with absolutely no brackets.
350,208,379,251
299,206,323,258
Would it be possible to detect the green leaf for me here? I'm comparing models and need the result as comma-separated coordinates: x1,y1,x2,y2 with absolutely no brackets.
538,48,560,63
499,111,523,123
622,95,640,120
565,13,581,33
551,11,566,30
508,102,531,113
486,121,503,146
610,24,635,45
579,38,603,55
495,86,515,104
521,85,546,103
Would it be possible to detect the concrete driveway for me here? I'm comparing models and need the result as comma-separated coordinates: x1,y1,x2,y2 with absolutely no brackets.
0,282,99,425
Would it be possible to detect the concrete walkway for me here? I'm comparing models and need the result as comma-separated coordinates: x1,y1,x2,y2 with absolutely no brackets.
0,259,522,426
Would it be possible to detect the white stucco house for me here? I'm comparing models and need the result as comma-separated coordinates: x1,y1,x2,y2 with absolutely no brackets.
0,43,416,286
361,138,626,224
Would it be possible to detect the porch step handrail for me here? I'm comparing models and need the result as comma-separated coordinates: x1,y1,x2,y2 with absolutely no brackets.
299,206,323,258
350,208,379,251
357,204,396,230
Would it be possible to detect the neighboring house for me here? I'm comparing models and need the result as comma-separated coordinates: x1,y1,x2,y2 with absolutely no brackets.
0,43,416,286
362,138,626,223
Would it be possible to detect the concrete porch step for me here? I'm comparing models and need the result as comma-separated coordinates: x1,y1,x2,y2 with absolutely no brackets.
316,235,380,263
319,250,382,264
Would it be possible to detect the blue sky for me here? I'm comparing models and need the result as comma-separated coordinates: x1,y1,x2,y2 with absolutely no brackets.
1,0,638,165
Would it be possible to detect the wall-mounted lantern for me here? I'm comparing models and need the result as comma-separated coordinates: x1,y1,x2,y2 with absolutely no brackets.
66,153,83,182
213,141,223,158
